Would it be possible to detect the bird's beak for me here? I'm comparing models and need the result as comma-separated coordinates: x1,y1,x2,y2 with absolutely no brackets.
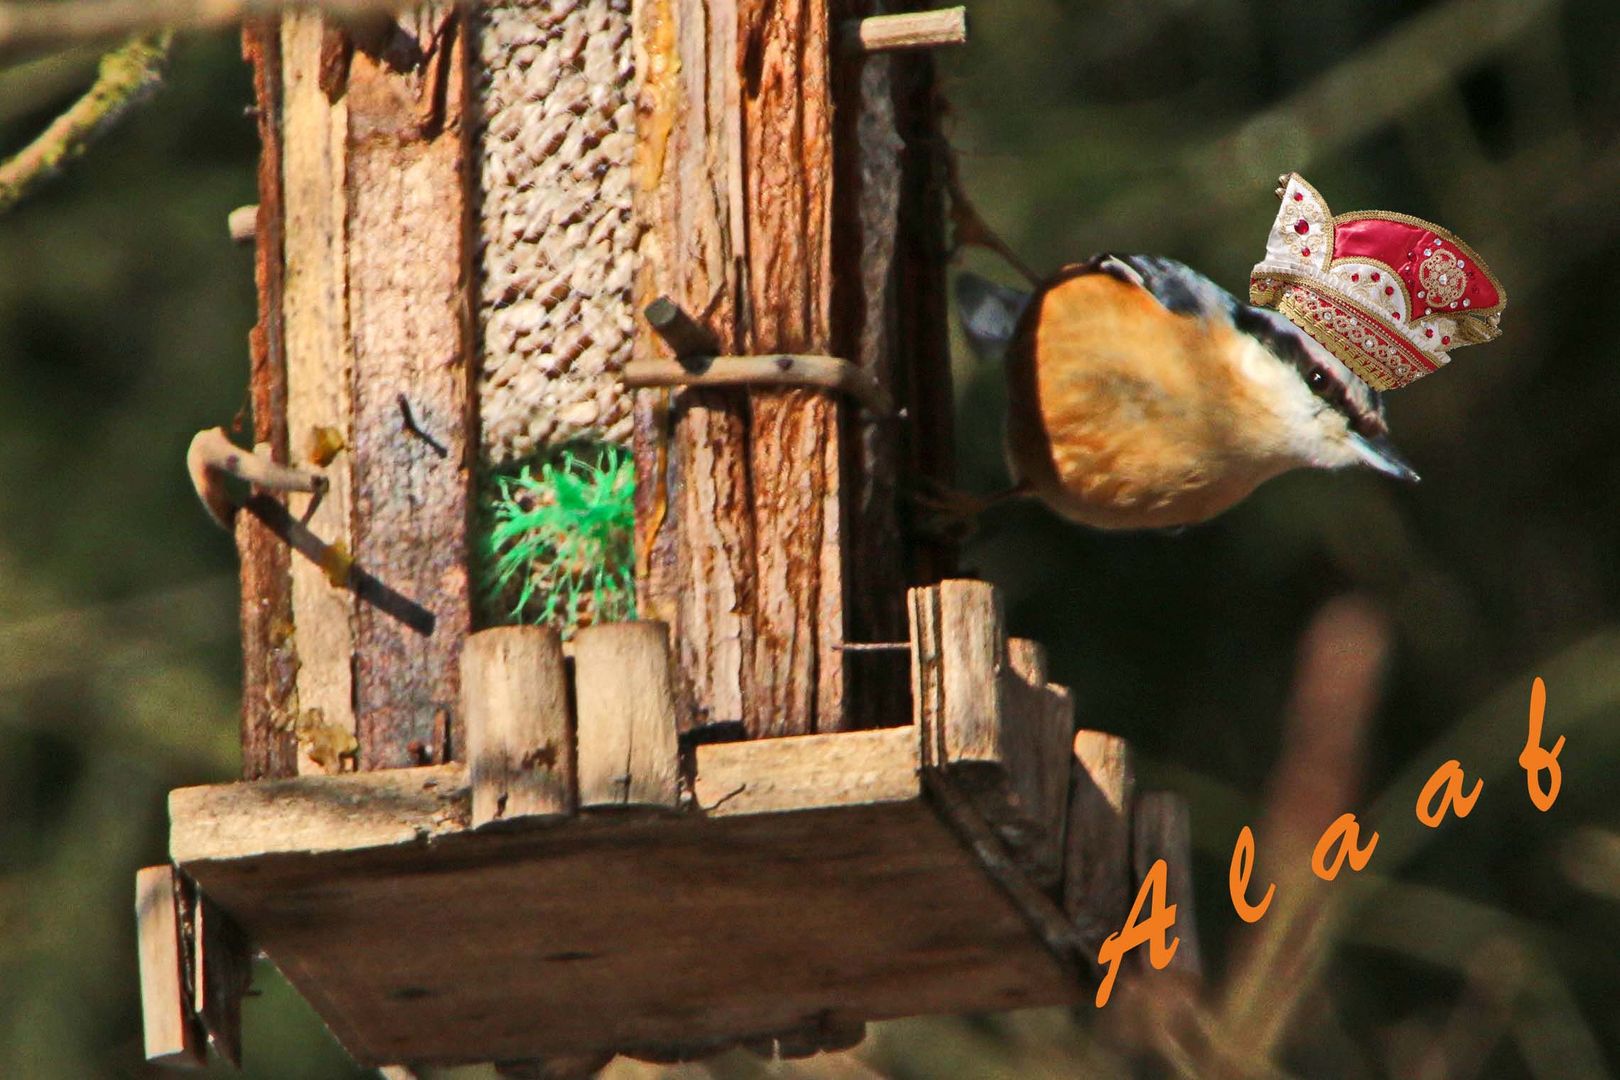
1351,433,1421,483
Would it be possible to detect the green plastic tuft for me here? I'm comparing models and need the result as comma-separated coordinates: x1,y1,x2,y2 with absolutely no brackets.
477,443,636,636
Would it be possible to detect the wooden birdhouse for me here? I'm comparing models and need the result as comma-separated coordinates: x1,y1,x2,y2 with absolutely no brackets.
139,2,1197,1074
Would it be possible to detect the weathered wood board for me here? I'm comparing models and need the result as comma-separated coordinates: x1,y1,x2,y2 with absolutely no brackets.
170,765,1084,1066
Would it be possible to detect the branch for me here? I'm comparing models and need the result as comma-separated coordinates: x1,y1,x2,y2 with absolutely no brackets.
0,0,406,55
186,427,326,528
0,32,170,216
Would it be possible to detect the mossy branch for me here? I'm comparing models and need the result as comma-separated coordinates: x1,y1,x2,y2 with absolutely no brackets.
0,31,171,216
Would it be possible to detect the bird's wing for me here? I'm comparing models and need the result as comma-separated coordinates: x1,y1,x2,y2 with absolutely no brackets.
955,273,1032,362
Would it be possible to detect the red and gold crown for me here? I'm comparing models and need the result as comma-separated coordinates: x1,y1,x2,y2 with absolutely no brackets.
1249,173,1505,391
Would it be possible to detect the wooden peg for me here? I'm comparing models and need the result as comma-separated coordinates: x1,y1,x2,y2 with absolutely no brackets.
841,7,968,55
1132,790,1204,977
642,295,720,368
937,578,1006,765
135,865,206,1067
621,354,893,416
227,204,258,244
1064,730,1135,949
573,621,681,808
463,626,576,827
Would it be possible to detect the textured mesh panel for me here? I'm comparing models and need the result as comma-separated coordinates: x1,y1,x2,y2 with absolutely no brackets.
476,0,640,465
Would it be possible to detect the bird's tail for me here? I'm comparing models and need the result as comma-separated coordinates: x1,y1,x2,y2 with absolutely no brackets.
954,273,1032,364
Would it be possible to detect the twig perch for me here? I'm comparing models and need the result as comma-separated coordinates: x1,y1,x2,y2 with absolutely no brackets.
0,0,407,54
622,355,893,416
840,7,967,55
187,426,325,528
0,32,171,216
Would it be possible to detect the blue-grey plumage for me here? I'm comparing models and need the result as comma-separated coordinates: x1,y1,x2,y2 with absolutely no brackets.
953,256,1418,530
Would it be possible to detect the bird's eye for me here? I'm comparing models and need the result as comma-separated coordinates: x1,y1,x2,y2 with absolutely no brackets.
1307,369,1327,389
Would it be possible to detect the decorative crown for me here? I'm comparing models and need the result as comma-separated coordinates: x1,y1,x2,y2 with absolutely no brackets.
1249,173,1505,391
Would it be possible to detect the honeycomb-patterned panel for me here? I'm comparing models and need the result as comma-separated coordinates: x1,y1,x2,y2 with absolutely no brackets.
475,0,641,465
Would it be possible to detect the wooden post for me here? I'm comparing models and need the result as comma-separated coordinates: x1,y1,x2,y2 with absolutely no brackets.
633,0,918,739
463,627,575,827
573,622,681,808
239,20,299,781
265,9,474,772
1132,791,1203,977
135,866,205,1067
1065,730,1135,949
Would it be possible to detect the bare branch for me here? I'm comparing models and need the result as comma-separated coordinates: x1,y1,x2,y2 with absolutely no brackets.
0,1,405,55
0,32,170,216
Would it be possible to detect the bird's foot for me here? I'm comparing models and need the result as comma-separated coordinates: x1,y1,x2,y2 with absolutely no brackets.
908,479,1027,541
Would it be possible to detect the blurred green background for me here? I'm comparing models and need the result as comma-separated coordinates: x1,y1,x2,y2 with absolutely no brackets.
1,0,1616,1077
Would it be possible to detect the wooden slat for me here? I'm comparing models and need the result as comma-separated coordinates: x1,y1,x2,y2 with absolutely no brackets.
463,627,574,827
169,764,468,864
937,579,1006,765
694,726,919,816
239,18,299,781
573,622,681,808
135,866,205,1067
907,583,944,766
1065,730,1135,949
174,797,1082,1066
193,892,251,1067
1132,791,1204,977
345,7,473,768
280,11,357,772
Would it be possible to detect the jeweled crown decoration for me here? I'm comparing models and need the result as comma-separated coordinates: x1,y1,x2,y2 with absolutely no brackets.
1249,173,1506,391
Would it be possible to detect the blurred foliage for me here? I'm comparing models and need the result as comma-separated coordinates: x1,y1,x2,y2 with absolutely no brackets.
1,0,1617,1077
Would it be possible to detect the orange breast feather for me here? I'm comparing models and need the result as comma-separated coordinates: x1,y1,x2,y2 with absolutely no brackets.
1009,273,1291,529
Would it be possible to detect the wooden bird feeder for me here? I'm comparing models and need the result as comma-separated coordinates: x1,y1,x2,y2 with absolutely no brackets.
136,1,1197,1074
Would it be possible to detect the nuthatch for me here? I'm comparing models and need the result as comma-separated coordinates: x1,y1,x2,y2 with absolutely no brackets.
952,173,1506,531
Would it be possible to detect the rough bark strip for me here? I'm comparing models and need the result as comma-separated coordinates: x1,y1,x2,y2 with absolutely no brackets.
239,19,299,781
835,3,907,730
633,0,757,732
281,11,357,772
346,8,474,769
742,0,844,736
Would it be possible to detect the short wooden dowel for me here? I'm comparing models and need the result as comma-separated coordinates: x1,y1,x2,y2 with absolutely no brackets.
621,355,893,416
840,7,968,55
573,621,681,809
463,626,576,827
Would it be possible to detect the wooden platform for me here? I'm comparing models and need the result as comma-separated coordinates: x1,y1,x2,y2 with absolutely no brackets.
168,740,1085,1067
143,581,1187,1071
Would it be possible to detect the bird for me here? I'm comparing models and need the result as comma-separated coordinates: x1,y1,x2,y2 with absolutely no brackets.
948,172,1506,532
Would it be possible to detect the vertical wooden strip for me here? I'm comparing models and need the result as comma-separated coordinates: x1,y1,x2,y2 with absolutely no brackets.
240,19,299,780
632,0,757,735
906,584,944,767
1065,730,1135,949
1132,791,1204,977
346,9,474,768
938,578,1005,764
742,0,844,737
281,11,356,772
193,894,251,1068
463,627,575,827
574,621,681,808
135,866,205,1067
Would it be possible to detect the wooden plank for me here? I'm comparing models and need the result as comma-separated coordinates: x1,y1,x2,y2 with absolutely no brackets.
906,583,944,766
239,18,299,781
345,7,473,768
633,0,860,740
1065,730,1135,950
174,799,1082,1066
135,866,205,1067
937,579,1005,765
742,0,844,738
694,726,919,816
193,892,251,1067
463,626,574,827
169,764,468,865
573,621,681,808
280,11,357,773
632,0,757,736
1131,791,1203,978
1003,638,1074,886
